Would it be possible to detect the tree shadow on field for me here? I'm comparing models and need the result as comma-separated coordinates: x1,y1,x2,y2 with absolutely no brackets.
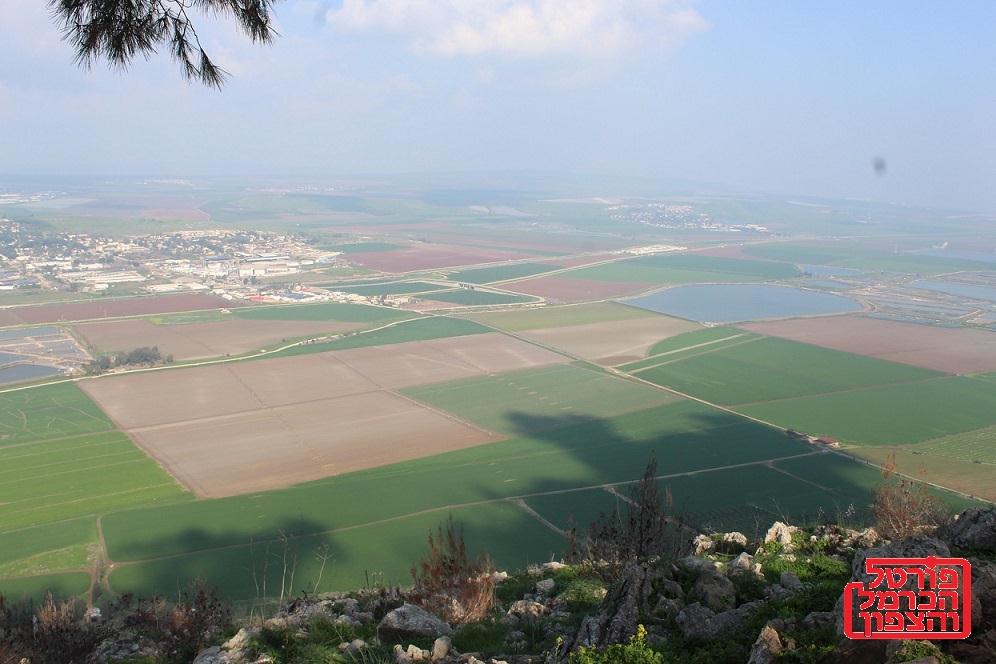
472,406,885,556
107,517,343,610
106,407,889,608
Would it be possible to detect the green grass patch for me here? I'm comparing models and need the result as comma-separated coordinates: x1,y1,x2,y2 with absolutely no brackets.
270,317,488,356
466,302,655,331
234,303,414,323
0,383,114,447
738,376,996,445
447,263,557,284
0,572,91,600
403,363,679,434
422,289,538,306
629,336,941,405
565,254,800,284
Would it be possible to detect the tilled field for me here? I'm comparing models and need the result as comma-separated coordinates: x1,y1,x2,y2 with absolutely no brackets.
740,315,996,374
0,294,240,327
79,333,567,496
75,317,365,360
516,316,700,364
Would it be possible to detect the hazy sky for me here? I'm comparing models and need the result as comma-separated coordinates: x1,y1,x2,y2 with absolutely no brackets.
1,1,994,211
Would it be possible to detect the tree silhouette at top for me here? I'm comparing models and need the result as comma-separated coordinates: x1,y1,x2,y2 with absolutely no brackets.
49,0,280,88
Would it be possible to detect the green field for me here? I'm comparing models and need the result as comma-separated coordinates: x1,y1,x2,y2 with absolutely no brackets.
423,289,539,306
0,518,96,578
0,384,191,594
627,335,941,405
0,572,92,600
270,316,489,356
899,425,996,464
0,382,114,447
447,263,557,284
0,429,190,531
466,301,654,331
108,501,565,600
565,254,800,284
738,376,996,445
403,363,679,434
744,242,993,274
326,281,449,296
234,302,415,323
619,328,757,372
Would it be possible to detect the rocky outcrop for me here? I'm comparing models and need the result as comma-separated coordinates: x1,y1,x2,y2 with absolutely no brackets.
564,562,656,651
747,625,783,664
939,506,996,552
377,604,453,644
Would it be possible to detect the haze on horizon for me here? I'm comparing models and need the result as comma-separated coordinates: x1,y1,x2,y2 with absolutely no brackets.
1,1,994,212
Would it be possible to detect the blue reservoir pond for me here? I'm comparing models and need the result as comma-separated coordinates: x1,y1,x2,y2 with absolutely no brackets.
912,279,996,303
622,283,862,324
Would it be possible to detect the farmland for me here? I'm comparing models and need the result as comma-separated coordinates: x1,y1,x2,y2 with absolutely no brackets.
512,316,700,365
466,301,655,331
270,316,489,356
232,302,415,323
95,400,843,600
0,293,240,327
625,335,941,405
446,262,558,284
738,376,996,445
79,333,565,496
741,315,996,374
324,281,448,295
563,254,801,284
402,363,680,434
420,289,539,306
74,317,369,361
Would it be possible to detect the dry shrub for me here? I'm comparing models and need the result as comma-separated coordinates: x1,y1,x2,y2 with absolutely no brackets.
0,594,107,664
873,452,948,539
570,454,696,573
410,516,495,624
112,581,231,663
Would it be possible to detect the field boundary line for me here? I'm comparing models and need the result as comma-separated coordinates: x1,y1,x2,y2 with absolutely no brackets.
765,462,833,492
730,373,956,409
107,451,821,568
511,498,565,537
629,336,763,373
629,333,749,364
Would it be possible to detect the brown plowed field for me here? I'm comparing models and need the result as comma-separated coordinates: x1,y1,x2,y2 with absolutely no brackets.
0,294,239,327
502,276,654,303
75,318,365,360
518,316,701,365
353,244,530,272
80,332,565,496
741,316,996,374
329,333,568,388
129,392,499,497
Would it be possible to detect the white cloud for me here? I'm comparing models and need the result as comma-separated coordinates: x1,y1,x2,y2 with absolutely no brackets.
325,0,708,58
